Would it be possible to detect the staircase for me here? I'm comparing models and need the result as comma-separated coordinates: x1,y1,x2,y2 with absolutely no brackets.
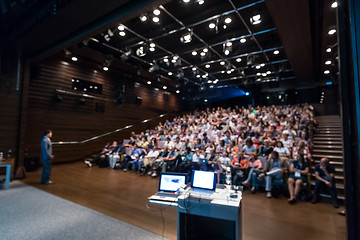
312,115,345,200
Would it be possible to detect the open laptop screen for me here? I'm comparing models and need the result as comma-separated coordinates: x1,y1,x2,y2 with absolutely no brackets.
191,170,216,191
159,173,187,192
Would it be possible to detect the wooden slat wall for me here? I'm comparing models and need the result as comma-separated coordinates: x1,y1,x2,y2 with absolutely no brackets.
25,57,180,163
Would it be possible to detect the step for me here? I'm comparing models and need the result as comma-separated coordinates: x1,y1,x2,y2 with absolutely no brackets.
314,134,342,138
318,126,342,129
314,160,343,166
335,167,344,173
318,130,342,134
313,141,342,145
319,193,345,201
313,137,343,141
311,173,344,181
311,182,344,190
313,145,343,150
313,154,342,159
313,149,343,154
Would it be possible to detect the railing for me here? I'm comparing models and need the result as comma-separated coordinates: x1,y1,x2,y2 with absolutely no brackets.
52,112,173,145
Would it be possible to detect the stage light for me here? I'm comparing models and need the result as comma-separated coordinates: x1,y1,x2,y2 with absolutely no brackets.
163,58,169,63
274,50,279,55
71,56,78,61
328,29,336,35
245,92,249,96
149,47,155,52
198,0,204,5
203,48,208,53
163,86,167,89
213,79,219,84
262,73,267,77
324,70,330,74
196,74,201,78
205,64,210,68
147,81,151,85
250,14,261,25
220,61,225,65
326,47,332,52
176,90,180,93
103,66,109,71
140,15,148,22
266,71,271,74
226,41,232,47
209,23,216,29
227,70,232,74
192,67,197,71
240,38,246,43
119,31,126,36
256,73,261,76
136,46,147,57
180,31,193,43
224,49,230,55
204,99,208,102
153,9,161,16
236,58,241,62
223,25,227,29
192,51,197,56
152,16,160,23
168,72,173,76
260,63,265,67
331,2,338,8
200,52,206,56
325,60,332,65
207,80,212,83
183,0,190,3
118,25,125,31
256,65,261,69
224,17,232,24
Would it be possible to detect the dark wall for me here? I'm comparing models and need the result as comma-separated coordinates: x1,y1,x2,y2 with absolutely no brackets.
25,56,180,163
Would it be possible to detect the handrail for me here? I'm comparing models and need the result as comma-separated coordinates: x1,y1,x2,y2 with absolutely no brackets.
52,112,172,145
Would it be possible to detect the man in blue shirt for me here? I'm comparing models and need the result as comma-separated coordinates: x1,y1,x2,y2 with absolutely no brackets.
41,130,54,184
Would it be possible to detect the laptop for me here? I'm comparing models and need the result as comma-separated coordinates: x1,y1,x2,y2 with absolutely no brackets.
189,170,217,197
154,173,187,198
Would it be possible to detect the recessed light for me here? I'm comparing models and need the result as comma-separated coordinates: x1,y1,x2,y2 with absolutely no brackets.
203,48,208,53
256,73,261,76
240,38,246,43
163,86,167,89
324,70,330,74
196,74,201,78
163,58,169,63
119,31,126,36
153,9,161,16
149,47,155,52
198,0,204,5
328,29,336,35
192,67,197,71
224,49,230,55
168,72,173,76
331,2,338,8
256,65,261,69
260,63,265,67
224,17,232,24
71,56,78,61
220,61,225,65
140,15,147,22
176,89,180,93
326,47,332,52
236,58,241,62
262,73,267,77
152,17,160,23
207,80,212,83
103,66,109,71
226,41,232,47
325,60,332,65
205,64,210,68
227,70,232,74
200,52,206,56
150,43,156,48
204,99,208,102
118,25,125,31
221,70,225,74
266,71,271,74
209,23,216,29
147,81,151,85
192,51,197,56
274,50,279,55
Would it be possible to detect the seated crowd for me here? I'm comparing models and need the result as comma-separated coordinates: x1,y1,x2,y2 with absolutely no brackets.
84,104,338,207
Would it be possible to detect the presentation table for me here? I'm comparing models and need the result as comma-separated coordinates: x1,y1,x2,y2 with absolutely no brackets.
149,187,242,240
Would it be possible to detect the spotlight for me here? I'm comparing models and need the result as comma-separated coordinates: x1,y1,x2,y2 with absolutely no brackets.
328,28,336,35
236,58,241,62
209,23,216,29
256,73,261,76
150,43,156,48
140,14,148,22
168,72,173,76
203,48,208,53
163,86,167,89
260,63,265,67
147,81,151,85
274,50,279,55
198,0,204,5
136,46,147,57
153,9,161,16
192,51,197,56
192,67,197,71
152,16,160,23
103,66,109,71
183,0,190,2
163,58,169,63
250,14,261,25
149,47,155,52
227,70,232,74
226,41,232,47
266,71,271,74
200,52,206,56
247,55,255,65
221,70,225,74
326,47,332,53
118,25,125,31
223,25,227,30
256,65,261,69
149,63,159,72
180,30,193,43
207,80,212,83
325,60,332,65
213,79,219,83
119,31,126,36
205,64,210,68
121,50,131,60
224,17,232,24
262,73,267,77
324,70,330,74
331,1,338,8
204,99,208,102
245,92,249,96
71,56,78,61
240,38,246,43
176,90,180,93
224,49,230,55
196,74,201,78
220,61,225,65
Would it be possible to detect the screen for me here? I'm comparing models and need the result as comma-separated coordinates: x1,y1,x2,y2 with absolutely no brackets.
159,173,186,192
191,170,216,191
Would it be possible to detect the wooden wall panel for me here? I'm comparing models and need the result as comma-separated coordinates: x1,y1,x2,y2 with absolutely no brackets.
25,56,180,163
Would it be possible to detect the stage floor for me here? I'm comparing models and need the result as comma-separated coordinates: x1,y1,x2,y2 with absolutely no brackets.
22,161,346,240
